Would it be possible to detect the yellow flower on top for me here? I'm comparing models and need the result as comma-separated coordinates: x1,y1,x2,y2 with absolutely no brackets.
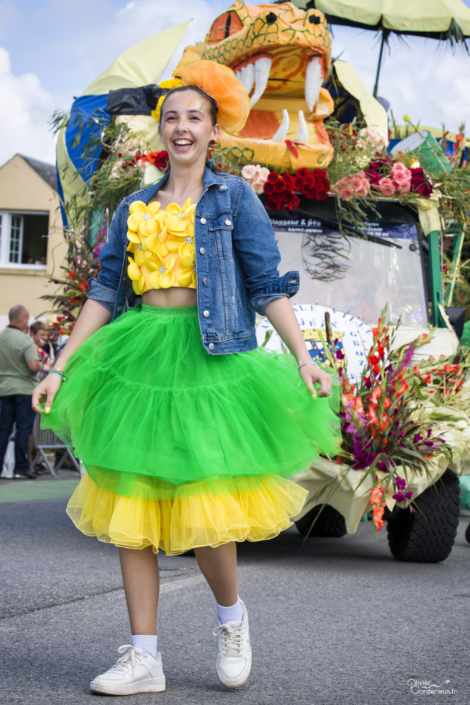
166,200,196,236
127,230,147,266
127,201,161,237
178,261,197,288
127,256,145,295
145,252,176,289
145,218,169,258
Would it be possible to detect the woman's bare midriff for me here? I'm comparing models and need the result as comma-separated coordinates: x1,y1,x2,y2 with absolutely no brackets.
142,288,197,308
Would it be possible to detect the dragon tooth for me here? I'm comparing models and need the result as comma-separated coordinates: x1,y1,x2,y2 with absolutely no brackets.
305,57,322,113
293,110,309,143
243,62,255,95
250,57,272,108
271,109,289,142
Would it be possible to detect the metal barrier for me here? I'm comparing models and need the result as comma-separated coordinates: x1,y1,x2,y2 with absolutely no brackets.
30,412,80,477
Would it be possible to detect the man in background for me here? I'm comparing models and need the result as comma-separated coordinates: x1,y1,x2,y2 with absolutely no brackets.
0,305,43,480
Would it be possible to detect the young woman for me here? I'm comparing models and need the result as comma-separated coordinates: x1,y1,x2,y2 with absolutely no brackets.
33,61,340,696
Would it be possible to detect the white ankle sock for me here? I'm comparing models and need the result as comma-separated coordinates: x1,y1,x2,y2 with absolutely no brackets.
216,597,244,624
131,634,158,659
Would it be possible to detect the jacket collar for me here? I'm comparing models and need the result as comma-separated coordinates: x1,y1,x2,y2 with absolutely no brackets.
129,167,225,206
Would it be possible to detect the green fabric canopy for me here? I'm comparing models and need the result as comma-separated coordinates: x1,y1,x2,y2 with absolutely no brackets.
291,0,470,38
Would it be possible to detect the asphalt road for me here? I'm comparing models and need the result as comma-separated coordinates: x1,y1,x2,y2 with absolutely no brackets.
1,480,469,705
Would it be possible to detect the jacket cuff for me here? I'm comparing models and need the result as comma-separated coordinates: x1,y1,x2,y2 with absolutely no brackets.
248,270,299,315
88,278,118,314
249,294,287,316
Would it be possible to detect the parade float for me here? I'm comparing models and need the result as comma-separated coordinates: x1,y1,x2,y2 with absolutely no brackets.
45,1,470,562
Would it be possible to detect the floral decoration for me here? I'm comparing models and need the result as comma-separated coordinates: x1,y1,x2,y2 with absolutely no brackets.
242,165,330,210
315,308,470,534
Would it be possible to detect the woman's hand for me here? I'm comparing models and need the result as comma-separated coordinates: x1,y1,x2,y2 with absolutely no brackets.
299,363,332,398
32,373,62,413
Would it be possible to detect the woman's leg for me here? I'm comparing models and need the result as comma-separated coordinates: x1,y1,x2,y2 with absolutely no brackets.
119,546,160,634
194,542,238,606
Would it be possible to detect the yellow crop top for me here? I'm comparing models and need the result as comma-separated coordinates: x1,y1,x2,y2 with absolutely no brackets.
126,197,197,295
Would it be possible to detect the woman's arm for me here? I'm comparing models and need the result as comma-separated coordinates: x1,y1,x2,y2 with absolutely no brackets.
32,299,111,412
265,297,332,397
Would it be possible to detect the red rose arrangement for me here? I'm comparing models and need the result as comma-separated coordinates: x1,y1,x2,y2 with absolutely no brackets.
263,168,330,210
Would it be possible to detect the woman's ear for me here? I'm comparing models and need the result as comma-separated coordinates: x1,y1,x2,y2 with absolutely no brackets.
211,123,221,142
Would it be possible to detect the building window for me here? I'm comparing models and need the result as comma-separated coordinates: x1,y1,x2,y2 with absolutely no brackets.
0,211,49,267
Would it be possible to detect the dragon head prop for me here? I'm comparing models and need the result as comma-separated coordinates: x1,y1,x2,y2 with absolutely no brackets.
176,1,335,172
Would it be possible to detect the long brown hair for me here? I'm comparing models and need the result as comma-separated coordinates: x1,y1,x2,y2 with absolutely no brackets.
159,85,221,171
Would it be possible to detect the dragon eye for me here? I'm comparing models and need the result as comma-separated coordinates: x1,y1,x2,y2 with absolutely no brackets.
266,12,277,24
309,14,321,25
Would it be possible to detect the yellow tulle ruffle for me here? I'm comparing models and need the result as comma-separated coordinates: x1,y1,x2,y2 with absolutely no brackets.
66,472,308,556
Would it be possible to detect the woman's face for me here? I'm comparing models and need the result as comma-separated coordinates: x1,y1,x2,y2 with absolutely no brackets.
159,90,220,168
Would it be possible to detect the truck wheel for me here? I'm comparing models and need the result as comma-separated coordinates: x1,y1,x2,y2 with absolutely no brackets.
465,521,470,545
295,504,347,538
387,469,460,563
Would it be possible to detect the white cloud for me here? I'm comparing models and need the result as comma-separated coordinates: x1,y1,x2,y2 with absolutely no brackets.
0,48,71,166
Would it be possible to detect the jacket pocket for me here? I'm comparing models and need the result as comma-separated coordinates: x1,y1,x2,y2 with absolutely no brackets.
208,213,234,259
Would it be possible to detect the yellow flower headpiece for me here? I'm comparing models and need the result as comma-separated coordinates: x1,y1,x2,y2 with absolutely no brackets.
150,78,184,123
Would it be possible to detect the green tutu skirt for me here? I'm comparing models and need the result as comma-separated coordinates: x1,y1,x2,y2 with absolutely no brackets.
41,304,341,554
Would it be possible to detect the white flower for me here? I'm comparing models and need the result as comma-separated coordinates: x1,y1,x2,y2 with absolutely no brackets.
251,180,265,194
241,164,257,181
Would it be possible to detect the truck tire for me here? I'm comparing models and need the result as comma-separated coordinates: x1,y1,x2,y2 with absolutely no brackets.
387,469,460,563
295,504,347,538
465,521,470,545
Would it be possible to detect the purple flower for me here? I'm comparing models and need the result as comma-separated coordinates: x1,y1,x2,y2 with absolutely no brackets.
336,349,345,360
411,507,416,513
404,491,413,499
393,492,405,502
396,477,406,491
345,423,356,434
413,434,423,444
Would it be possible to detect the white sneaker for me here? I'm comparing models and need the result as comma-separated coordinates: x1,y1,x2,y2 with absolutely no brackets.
213,599,252,688
90,645,166,695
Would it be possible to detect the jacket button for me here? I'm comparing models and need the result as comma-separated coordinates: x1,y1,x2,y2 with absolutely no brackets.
200,217,206,224
202,277,208,285
203,310,210,317
225,219,231,226
199,247,206,254
209,343,215,350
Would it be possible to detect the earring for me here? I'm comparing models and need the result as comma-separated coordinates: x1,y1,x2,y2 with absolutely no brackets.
208,140,217,170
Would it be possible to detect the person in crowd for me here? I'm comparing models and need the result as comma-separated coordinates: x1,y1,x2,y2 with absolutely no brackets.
30,321,50,367
41,326,61,363
0,305,43,480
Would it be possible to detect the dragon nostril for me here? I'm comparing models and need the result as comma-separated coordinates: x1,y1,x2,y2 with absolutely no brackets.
309,15,321,24
266,12,277,24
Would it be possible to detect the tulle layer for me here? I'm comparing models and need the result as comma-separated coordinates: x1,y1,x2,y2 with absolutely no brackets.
67,471,309,555
41,304,341,496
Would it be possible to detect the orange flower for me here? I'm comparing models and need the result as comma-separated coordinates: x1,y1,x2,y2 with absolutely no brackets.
370,486,384,505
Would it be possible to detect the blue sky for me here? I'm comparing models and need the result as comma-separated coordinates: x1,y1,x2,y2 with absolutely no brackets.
1,0,470,166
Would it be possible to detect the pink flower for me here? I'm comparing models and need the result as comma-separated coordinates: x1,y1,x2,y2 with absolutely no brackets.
358,126,388,150
390,162,412,193
379,177,396,196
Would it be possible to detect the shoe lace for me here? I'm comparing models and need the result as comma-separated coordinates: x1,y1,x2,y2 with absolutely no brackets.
213,621,244,657
111,645,145,673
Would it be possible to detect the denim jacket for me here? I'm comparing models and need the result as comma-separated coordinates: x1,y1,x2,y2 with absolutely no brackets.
88,167,299,354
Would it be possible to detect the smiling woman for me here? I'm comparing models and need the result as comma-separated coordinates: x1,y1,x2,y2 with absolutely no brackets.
33,59,341,697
